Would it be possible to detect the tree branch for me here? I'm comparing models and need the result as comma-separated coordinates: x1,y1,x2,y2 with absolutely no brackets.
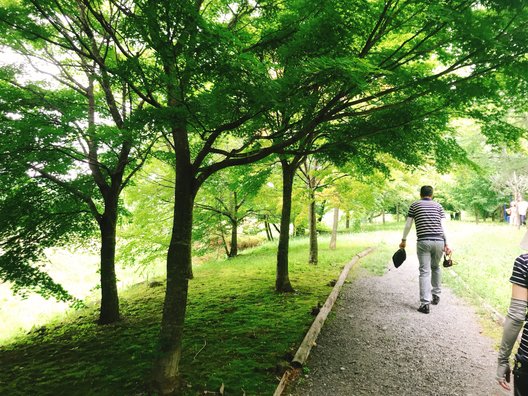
30,165,102,221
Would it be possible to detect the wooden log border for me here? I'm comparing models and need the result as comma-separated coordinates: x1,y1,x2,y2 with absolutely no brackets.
445,268,523,346
273,246,375,396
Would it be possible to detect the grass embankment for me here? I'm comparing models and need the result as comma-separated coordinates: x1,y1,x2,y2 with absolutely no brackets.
440,221,527,338
0,235,382,396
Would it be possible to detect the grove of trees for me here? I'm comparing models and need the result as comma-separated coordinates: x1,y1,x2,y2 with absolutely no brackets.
1,0,528,394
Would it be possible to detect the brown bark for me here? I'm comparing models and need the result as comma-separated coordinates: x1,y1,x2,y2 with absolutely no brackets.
151,125,195,395
33,71,127,326
276,160,295,292
88,76,122,324
228,219,238,257
220,232,230,257
308,189,318,265
264,217,273,241
97,207,120,324
329,207,339,250
228,192,239,257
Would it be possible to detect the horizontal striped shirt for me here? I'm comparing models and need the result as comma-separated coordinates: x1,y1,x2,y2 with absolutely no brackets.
510,254,528,360
407,198,445,241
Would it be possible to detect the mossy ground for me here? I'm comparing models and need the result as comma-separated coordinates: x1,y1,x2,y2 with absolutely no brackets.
0,235,374,395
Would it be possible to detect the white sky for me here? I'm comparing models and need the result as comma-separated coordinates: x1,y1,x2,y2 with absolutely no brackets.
1,45,65,87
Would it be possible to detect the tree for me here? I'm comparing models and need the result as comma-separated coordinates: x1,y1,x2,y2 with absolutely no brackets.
334,176,377,230
328,205,340,250
251,167,284,241
494,170,528,201
453,165,503,222
0,63,154,323
195,165,270,258
275,154,305,291
447,120,526,222
262,0,528,294
117,158,174,270
0,4,161,321
321,178,347,250
297,157,346,263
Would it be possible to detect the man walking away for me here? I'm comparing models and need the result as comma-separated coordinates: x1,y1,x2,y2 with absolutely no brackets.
399,185,451,314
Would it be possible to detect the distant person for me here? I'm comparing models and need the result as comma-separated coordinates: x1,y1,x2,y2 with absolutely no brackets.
511,198,520,228
518,197,528,226
399,185,451,314
497,231,528,394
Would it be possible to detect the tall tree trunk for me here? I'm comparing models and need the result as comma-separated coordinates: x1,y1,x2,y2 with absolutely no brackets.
151,126,195,395
396,202,401,222
382,208,386,224
228,192,238,257
317,200,326,223
329,207,339,250
228,219,238,257
345,210,350,229
97,204,120,324
88,75,121,325
264,217,273,241
308,189,318,264
276,161,295,292
220,231,229,257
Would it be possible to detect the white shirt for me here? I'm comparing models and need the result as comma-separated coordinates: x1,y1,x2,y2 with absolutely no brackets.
518,200,528,216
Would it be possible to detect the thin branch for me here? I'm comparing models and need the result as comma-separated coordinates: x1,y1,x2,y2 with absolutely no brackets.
195,203,232,219
30,165,102,221
192,339,207,362
120,135,161,192
193,110,265,171
359,0,394,57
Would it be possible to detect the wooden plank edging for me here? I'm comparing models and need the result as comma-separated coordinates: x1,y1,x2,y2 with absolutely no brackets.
273,247,375,396
445,267,521,346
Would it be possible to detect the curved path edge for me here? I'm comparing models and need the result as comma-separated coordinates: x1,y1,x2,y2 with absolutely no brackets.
284,250,506,396
273,247,376,396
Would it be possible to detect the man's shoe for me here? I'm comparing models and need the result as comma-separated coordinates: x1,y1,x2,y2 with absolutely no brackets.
418,304,430,314
432,295,440,305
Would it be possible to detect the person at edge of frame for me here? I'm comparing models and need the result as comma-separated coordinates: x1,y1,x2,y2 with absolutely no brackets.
497,230,528,395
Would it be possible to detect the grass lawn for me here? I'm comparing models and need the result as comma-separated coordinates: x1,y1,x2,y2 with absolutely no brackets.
440,221,526,336
0,234,376,396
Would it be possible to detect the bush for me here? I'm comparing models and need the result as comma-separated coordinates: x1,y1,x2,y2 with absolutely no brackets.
316,223,332,234
236,234,266,251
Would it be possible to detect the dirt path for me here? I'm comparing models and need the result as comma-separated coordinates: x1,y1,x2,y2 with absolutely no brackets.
288,251,510,396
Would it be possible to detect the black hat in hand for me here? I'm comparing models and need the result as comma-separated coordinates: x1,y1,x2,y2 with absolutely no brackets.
392,248,406,268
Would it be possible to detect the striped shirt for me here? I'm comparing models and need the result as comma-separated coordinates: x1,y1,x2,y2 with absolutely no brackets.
407,198,446,241
509,254,528,360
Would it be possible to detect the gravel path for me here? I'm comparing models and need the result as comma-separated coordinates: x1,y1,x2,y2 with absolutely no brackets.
289,252,510,396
